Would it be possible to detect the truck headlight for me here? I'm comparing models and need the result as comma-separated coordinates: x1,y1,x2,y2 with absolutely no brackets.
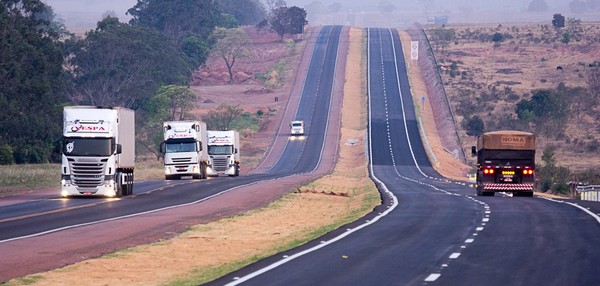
165,167,171,174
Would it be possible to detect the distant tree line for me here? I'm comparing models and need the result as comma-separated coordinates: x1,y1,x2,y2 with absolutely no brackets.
0,0,307,164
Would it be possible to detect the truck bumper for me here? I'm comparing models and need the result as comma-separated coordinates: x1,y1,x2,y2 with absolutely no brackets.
61,183,117,197
206,165,235,176
164,164,201,176
483,183,534,191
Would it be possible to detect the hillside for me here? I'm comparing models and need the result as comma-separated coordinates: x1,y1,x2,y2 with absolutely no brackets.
424,22,600,176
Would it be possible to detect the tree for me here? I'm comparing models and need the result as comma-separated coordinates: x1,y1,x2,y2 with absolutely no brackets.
218,0,266,26
67,17,191,109
561,31,571,44
378,0,396,13
569,0,587,13
430,28,456,54
287,6,308,35
0,0,66,163
491,32,504,47
211,27,250,82
587,67,600,108
157,85,198,121
462,115,485,137
552,13,565,29
328,2,342,13
127,0,220,68
527,0,548,12
203,104,244,131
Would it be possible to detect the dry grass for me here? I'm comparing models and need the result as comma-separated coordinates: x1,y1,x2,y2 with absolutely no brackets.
429,23,600,171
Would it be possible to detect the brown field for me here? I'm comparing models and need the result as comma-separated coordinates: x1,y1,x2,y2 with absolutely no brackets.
428,22,600,171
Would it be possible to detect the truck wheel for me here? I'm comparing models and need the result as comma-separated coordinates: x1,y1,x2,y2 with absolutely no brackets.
233,163,240,177
201,163,207,179
126,172,134,196
476,184,483,196
116,171,124,198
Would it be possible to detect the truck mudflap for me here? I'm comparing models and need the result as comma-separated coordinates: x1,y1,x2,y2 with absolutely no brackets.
483,183,534,191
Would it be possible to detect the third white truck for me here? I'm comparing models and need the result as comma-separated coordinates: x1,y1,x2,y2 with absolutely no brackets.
206,130,240,176
161,121,208,180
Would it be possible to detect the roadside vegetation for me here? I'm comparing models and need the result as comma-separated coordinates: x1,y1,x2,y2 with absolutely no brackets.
426,17,600,195
0,0,306,166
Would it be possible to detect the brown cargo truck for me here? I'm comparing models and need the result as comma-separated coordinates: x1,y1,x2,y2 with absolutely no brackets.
471,130,536,197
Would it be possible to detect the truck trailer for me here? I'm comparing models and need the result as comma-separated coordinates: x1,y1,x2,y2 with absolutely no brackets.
471,130,536,197
61,106,135,197
206,130,240,176
161,120,208,180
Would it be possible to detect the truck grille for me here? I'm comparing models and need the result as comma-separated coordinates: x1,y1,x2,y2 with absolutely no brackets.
70,162,106,188
172,157,192,163
213,157,228,171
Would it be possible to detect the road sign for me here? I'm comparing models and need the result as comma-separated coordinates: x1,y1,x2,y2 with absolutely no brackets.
411,41,419,60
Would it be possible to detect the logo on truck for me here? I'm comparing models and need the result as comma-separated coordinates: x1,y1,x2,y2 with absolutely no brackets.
501,136,526,147
70,125,106,132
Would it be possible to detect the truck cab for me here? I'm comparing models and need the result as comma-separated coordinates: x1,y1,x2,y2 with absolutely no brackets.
161,121,208,180
290,120,305,136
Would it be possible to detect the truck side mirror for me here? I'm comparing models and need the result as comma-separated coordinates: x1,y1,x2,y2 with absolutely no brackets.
234,148,238,154
471,146,477,157
116,144,122,154
160,142,166,154
197,142,202,151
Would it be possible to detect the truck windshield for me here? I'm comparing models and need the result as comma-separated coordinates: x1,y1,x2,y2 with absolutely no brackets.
165,142,196,153
292,122,303,127
63,137,114,156
208,145,233,155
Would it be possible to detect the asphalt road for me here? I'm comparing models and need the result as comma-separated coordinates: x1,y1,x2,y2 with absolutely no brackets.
0,25,344,281
210,28,600,286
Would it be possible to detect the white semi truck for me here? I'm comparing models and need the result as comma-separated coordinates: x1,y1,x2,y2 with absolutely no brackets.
161,121,208,180
61,106,135,197
206,130,240,176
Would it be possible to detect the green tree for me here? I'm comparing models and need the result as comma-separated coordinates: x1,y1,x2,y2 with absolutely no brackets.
561,31,571,44
430,28,456,54
287,6,308,35
67,17,191,109
462,115,485,137
211,27,250,82
491,32,504,47
218,0,266,25
0,0,66,163
552,13,565,29
127,0,220,68
204,104,244,130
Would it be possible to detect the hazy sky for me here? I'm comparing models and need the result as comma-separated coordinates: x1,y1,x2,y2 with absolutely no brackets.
43,0,596,30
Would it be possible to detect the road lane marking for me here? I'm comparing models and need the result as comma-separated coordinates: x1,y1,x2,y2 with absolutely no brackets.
425,273,441,282
449,253,461,259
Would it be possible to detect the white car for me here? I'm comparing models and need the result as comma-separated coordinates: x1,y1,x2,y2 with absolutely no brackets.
290,120,305,136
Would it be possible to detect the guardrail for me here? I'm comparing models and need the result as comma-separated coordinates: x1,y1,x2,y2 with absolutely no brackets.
577,185,600,202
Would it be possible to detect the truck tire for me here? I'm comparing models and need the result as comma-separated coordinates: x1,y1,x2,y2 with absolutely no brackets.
116,171,124,198
201,163,207,179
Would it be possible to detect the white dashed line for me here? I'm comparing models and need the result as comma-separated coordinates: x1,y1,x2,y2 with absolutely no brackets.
449,253,461,259
424,273,441,282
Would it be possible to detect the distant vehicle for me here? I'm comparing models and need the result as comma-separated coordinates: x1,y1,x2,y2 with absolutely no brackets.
161,121,208,180
61,106,135,197
290,120,305,136
471,130,536,197
206,130,240,176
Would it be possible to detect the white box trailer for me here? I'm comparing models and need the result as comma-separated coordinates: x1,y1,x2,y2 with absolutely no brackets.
61,106,135,197
161,120,208,180
206,130,240,176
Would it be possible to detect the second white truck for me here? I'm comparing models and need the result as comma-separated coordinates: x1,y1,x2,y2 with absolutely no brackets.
206,130,240,176
161,121,208,180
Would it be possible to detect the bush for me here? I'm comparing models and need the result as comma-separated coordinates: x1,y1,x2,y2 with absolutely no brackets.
0,145,14,165
551,181,570,195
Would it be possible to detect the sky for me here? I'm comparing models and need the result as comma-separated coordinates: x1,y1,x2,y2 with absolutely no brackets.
43,0,598,30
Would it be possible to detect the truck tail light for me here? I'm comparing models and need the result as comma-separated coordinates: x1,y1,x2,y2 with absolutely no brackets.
523,169,534,175
483,168,495,175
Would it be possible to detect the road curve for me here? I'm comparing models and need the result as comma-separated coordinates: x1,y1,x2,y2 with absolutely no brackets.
209,28,600,286
0,25,347,281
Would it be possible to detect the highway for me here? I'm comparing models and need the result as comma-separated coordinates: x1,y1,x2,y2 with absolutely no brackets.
0,25,344,281
210,28,600,286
